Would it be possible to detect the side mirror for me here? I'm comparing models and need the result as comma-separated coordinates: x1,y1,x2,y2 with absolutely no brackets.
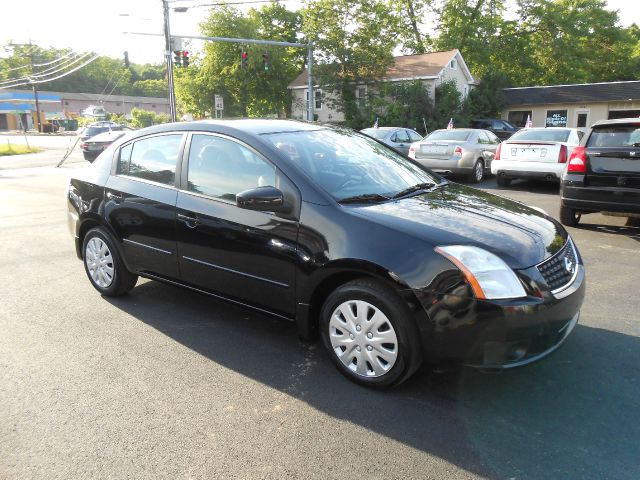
236,186,290,213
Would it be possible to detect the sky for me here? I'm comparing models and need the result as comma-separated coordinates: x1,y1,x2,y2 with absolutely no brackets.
1,0,638,66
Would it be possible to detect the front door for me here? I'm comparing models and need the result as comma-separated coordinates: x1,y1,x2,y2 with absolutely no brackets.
176,133,298,317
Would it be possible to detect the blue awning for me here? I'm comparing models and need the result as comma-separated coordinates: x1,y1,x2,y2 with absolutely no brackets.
0,92,61,103
0,102,32,113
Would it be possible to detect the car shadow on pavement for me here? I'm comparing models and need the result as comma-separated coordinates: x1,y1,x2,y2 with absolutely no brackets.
573,222,640,242
107,281,640,480
482,179,561,195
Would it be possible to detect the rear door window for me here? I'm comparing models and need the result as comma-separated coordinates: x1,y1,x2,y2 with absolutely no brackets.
118,134,183,186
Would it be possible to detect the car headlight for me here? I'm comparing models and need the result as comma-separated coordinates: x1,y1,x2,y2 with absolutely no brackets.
435,245,527,300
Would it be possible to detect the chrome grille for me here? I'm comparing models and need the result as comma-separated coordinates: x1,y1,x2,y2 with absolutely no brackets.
537,238,578,292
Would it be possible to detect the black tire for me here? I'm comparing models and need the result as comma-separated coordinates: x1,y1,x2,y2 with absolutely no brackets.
559,204,581,227
497,175,512,187
320,279,422,388
469,159,484,183
82,227,138,296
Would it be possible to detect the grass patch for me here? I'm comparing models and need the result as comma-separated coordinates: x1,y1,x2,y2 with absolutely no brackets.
0,143,43,156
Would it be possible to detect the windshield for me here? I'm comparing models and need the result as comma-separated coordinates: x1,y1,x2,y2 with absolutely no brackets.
510,129,570,142
588,125,640,147
263,129,439,202
425,130,471,142
360,128,389,140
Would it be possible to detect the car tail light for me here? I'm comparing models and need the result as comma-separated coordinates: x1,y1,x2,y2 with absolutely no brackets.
81,143,87,149
567,146,587,173
453,146,463,157
494,143,502,160
558,144,568,163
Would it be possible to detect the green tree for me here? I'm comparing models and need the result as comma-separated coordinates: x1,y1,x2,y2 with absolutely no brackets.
302,0,399,127
429,80,465,131
462,71,511,119
174,3,304,118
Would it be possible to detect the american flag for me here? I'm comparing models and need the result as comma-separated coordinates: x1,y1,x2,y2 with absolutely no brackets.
447,118,454,130
373,117,379,128
525,115,533,128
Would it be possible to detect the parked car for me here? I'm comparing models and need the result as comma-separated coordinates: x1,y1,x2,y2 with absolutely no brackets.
67,120,585,387
470,118,519,140
560,118,640,227
491,127,584,187
360,127,423,155
80,130,129,162
79,122,124,142
407,128,500,182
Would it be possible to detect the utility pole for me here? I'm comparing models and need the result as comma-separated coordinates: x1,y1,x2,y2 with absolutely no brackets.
162,0,177,122
28,39,42,133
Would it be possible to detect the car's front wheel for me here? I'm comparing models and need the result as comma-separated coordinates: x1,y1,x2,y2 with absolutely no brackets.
559,204,581,227
82,227,138,296
320,279,422,387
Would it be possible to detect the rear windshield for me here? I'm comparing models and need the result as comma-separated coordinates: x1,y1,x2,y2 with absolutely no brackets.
360,128,389,139
587,125,640,148
426,130,471,141
510,129,570,142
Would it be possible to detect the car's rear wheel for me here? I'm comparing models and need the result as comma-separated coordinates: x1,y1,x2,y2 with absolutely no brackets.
559,205,581,227
497,174,512,187
83,227,137,296
320,279,422,387
469,159,484,183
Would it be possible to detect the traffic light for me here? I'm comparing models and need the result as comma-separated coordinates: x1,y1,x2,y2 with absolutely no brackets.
173,50,182,67
182,50,189,68
123,51,130,68
241,51,248,69
262,51,270,72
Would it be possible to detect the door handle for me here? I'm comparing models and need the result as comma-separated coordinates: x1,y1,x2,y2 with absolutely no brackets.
177,213,201,228
106,191,124,203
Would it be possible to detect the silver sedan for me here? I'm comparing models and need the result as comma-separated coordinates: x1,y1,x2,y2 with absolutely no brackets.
360,127,424,156
408,128,501,183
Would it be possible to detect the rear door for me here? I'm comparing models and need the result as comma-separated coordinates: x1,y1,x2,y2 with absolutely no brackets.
585,122,640,189
105,133,185,279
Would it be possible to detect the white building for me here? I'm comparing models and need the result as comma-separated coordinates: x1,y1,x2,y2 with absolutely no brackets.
287,49,475,123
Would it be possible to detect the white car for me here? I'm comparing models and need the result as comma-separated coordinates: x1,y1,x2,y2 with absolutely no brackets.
491,127,584,186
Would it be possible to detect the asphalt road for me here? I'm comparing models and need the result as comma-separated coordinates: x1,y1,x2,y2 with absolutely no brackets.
1,159,639,479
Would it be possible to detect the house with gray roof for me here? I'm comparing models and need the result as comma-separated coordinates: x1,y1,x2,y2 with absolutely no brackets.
287,49,476,123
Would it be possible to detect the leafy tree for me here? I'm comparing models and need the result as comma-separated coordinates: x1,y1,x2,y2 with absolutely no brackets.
429,80,465,131
302,0,399,126
174,3,304,118
462,71,511,119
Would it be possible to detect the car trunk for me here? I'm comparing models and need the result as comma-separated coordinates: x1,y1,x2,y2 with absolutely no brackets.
586,124,640,189
415,141,458,160
501,141,564,164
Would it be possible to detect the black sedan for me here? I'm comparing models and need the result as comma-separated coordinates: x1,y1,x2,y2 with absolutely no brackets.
67,120,585,387
80,130,128,161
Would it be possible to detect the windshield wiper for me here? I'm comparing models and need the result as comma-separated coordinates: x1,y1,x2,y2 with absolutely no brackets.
338,193,391,204
392,182,436,199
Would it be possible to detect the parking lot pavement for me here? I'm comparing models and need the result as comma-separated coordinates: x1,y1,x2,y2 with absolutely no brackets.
1,169,639,480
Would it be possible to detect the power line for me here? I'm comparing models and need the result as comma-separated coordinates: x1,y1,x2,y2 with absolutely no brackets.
0,53,90,86
0,55,100,90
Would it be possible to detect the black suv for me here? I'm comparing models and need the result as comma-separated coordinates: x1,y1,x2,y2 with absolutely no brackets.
560,118,640,226
470,118,519,141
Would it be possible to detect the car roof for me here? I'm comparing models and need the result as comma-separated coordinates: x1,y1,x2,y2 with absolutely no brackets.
124,119,328,141
592,118,640,127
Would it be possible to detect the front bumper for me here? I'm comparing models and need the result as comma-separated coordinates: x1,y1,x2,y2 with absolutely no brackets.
413,258,585,369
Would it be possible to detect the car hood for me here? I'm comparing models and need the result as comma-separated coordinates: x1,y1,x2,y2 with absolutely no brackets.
348,183,567,269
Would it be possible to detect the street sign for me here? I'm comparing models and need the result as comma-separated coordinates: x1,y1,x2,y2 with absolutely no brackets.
214,95,223,111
